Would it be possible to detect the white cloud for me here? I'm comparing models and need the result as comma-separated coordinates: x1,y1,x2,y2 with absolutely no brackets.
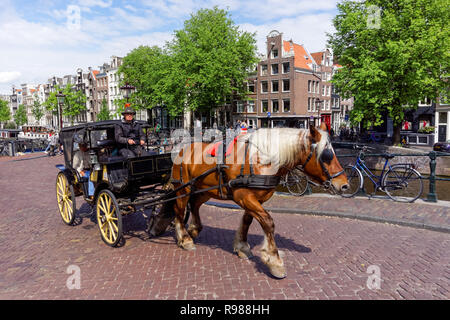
240,12,336,55
77,0,113,8
0,72,22,84
0,0,339,93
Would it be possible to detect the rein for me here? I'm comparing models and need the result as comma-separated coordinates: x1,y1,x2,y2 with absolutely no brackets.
297,142,345,189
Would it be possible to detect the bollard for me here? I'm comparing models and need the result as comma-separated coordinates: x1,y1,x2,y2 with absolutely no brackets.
426,151,437,202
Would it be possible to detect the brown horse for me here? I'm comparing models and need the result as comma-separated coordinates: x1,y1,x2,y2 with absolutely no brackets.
169,122,348,278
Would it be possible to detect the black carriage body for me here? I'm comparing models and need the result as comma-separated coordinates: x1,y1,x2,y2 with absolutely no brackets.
59,121,173,200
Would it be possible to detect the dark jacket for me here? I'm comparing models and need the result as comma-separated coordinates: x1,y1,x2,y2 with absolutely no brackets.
115,120,145,147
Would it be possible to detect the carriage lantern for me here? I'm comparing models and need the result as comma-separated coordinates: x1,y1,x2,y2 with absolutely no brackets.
120,83,135,102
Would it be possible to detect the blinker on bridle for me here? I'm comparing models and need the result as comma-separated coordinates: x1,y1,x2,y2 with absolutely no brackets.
299,143,345,188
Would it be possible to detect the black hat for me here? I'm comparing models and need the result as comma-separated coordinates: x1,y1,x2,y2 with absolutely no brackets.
122,105,136,115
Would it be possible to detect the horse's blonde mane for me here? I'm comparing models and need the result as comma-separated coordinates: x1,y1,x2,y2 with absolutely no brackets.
247,128,329,170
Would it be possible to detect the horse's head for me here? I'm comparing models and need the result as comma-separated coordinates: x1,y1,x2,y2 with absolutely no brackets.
300,123,349,193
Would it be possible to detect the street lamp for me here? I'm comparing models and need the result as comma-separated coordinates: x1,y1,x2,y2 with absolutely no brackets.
56,91,65,130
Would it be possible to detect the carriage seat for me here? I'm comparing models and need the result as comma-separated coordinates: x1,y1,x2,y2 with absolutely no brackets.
207,136,238,157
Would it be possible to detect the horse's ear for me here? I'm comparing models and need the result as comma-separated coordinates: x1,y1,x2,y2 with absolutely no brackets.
309,125,322,143
319,122,328,131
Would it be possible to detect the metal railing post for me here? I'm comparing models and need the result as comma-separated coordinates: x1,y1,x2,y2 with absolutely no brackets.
426,151,438,202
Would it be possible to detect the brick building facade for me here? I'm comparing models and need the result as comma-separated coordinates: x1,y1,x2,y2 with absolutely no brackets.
234,30,353,131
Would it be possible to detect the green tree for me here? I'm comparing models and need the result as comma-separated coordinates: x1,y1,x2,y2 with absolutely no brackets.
165,7,259,115
328,0,449,144
119,45,169,113
32,99,44,124
119,7,259,118
4,121,16,129
14,104,28,127
61,84,87,125
0,99,11,127
97,98,112,121
43,84,87,126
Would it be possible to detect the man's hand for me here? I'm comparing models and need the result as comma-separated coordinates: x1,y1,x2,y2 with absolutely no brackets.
140,140,145,146
128,139,136,145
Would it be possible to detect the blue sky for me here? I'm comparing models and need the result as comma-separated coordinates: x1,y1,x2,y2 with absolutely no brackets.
0,0,339,94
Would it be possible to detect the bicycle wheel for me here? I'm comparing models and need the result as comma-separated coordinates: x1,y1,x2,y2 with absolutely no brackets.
341,165,363,198
382,166,423,203
285,168,309,196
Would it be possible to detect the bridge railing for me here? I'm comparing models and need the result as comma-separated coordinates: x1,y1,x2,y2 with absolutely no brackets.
334,146,450,202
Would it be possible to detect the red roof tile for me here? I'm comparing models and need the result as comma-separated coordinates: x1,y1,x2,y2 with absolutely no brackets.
282,41,315,70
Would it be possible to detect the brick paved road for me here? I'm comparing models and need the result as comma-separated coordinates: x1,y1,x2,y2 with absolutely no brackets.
0,154,449,299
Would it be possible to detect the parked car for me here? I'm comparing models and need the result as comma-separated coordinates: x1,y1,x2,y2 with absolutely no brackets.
433,140,450,152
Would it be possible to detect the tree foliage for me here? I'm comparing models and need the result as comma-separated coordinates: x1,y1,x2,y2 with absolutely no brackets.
119,7,258,117
0,99,11,125
32,99,44,124
43,84,87,125
97,98,112,121
328,0,449,142
14,104,27,127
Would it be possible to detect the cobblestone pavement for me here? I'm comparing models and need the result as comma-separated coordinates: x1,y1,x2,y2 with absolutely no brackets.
0,153,449,300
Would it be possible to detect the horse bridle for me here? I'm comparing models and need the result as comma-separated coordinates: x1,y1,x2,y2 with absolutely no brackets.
298,142,345,189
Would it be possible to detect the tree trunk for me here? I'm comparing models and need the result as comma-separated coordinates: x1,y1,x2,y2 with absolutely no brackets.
393,123,401,145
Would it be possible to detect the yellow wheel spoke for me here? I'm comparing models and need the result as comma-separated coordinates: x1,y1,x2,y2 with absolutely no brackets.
100,196,108,215
108,222,117,240
109,221,118,232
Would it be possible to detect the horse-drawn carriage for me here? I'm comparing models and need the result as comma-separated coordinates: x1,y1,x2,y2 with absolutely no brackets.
56,121,349,278
55,120,181,246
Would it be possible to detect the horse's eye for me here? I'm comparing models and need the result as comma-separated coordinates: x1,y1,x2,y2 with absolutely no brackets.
321,149,334,163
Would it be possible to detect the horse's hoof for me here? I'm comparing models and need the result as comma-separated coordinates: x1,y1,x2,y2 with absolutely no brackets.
181,242,196,251
269,265,287,279
236,249,253,260
188,229,200,239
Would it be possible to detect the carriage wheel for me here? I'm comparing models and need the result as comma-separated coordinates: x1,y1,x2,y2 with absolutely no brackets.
96,190,123,247
56,172,76,225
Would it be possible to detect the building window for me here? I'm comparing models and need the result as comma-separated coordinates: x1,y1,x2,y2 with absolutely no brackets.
271,49,279,58
282,79,290,92
308,98,311,111
308,80,312,93
237,101,245,113
316,82,320,94
261,81,268,93
262,100,268,113
271,64,279,75
272,80,279,93
272,100,279,113
419,97,431,105
261,64,268,76
282,62,290,73
248,82,255,93
247,100,255,113
322,85,325,96
283,99,290,112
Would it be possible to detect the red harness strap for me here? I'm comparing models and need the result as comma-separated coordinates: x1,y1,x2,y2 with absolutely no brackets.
207,136,238,157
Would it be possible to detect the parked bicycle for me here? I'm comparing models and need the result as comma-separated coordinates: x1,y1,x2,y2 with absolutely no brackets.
281,167,310,196
282,167,328,196
341,145,423,202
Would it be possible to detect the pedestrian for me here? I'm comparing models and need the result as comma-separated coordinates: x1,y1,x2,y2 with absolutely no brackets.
48,132,59,156
44,131,53,153
72,141,94,199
